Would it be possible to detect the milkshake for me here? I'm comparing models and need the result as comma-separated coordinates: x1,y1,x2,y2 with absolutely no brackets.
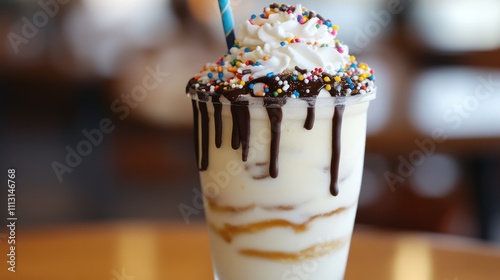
186,4,376,280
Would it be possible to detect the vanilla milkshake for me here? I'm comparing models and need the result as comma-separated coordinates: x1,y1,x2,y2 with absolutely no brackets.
186,4,376,280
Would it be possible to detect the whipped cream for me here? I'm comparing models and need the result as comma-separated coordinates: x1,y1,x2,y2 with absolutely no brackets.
189,4,375,99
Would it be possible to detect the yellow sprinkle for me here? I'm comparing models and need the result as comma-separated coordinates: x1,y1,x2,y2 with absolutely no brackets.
325,84,332,91
323,76,331,82
236,61,242,67
277,89,282,93
358,77,365,82
287,37,292,43
303,16,309,22
334,76,341,82
350,55,356,62
240,81,246,86
298,75,304,81
333,25,339,31
263,56,269,61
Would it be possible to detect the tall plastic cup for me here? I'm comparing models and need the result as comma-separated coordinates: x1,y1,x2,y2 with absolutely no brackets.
190,91,375,280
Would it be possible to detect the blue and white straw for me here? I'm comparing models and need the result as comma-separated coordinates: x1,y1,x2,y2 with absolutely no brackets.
218,0,236,50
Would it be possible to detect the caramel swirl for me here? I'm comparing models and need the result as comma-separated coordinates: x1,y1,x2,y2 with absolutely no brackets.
239,238,348,262
206,197,295,214
209,206,350,242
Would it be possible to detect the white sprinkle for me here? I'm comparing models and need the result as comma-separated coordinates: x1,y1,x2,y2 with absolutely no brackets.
265,7,271,12
360,90,366,95
353,76,359,81
284,80,289,85
304,79,309,84
195,84,200,89
293,71,299,75
306,89,310,93
275,76,280,81
283,84,290,91
313,75,318,80
346,89,352,94
278,80,283,85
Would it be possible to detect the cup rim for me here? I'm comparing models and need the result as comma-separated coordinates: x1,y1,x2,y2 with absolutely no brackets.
188,87,376,108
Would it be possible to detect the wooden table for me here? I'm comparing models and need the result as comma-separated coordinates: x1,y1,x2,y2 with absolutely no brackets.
1,222,499,280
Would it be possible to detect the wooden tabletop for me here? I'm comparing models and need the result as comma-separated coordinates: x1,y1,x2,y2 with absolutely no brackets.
1,222,499,280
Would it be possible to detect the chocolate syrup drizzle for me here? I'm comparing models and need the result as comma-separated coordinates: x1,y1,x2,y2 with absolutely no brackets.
330,105,345,196
188,71,360,196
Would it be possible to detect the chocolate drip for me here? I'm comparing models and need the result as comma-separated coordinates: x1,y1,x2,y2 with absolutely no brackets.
304,99,316,130
294,66,308,74
187,64,372,196
199,101,210,171
266,106,283,178
191,99,200,170
212,96,223,148
230,102,251,162
330,105,345,196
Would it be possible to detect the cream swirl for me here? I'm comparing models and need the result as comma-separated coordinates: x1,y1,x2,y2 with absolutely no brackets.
195,4,355,87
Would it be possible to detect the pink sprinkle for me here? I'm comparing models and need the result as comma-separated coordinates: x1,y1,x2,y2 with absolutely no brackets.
318,20,323,25
295,38,301,43
299,19,305,24
287,10,292,14
338,48,344,53
307,76,313,81
331,30,337,36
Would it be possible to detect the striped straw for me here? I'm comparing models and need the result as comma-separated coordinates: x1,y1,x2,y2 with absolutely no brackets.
218,0,236,50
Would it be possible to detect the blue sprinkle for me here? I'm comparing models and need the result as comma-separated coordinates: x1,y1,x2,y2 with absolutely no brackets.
266,72,274,78
220,61,225,66
293,90,300,97
254,61,261,66
218,72,224,79
369,75,375,81
260,14,266,18
292,76,297,81
207,73,213,79
264,88,270,93
280,41,286,46
251,14,257,19
346,77,352,84
349,84,355,89
249,84,255,90
351,63,357,68
245,47,251,53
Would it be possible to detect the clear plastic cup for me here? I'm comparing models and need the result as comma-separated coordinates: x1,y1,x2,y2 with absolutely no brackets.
190,91,375,280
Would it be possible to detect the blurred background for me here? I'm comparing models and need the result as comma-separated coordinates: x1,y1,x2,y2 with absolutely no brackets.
0,0,499,243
